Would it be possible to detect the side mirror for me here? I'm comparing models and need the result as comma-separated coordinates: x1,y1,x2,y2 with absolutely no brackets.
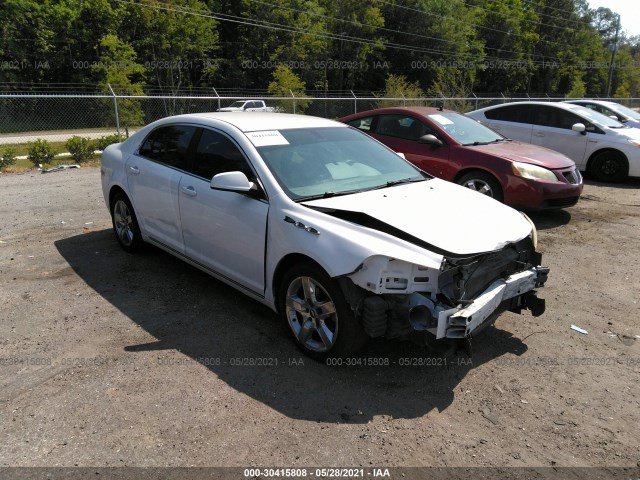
210,171,254,192
571,123,586,134
418,134,443,146
396,152,406,159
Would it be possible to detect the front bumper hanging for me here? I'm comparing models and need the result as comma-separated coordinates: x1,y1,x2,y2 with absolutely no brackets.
436,266,549,339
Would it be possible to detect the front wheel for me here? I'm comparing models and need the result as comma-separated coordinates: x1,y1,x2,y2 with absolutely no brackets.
589,150,628,182
278,263,367,361
110,192,144,253
456,171,503,202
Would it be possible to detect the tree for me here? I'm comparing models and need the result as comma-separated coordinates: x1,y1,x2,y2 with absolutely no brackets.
377,74,424,107
268,65,311,113
428,69,473,112
93,34,145,127
121,0,219,98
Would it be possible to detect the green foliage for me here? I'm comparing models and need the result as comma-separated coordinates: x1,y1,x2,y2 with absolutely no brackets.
268,66,311,113
0,148,17,171
96,134,121,151
0,0,634,98
428,69,473,112
94,34,145,127
27,139,56,168
378,74,424,108
567,77,587,98
65,136,95,163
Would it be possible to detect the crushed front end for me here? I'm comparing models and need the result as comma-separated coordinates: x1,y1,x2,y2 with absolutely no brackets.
344,236,549,343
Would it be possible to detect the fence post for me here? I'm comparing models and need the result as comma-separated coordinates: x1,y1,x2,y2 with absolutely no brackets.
472,92,478,111
401,93,406,106
290,89,296,114
108,83,121,140
351,90,357,113
212,87,220,112
501,92,506,104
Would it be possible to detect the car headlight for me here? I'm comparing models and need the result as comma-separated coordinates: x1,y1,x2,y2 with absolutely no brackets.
521,212,538,249
627,138,640,148
511,161,557,182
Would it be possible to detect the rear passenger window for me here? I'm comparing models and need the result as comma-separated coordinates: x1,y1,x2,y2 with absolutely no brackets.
532,106,584,130
484,104,533,124
192,129,254,180
347,116,373,131
138,125,196,169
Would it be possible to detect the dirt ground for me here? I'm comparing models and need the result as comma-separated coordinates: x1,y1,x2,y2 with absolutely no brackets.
0,168,638,475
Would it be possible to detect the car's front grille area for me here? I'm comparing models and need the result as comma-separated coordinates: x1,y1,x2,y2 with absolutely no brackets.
563,169,582,185
439,237,537,303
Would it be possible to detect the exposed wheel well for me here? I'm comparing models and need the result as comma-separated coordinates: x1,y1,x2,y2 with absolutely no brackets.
586,148,628,175
272,253,326,312
453,167,500,184
108,185,128,210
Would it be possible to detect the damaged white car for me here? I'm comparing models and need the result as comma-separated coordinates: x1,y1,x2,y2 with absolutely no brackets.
101,112,549,361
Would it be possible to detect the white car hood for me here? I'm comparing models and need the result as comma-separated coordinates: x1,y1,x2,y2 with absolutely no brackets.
302,178,532,256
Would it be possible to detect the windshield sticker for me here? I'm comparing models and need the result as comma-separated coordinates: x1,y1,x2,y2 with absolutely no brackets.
428,114,454,126
246,130,289,147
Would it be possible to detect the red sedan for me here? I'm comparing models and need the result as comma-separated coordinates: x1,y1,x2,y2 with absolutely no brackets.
338,107,583,210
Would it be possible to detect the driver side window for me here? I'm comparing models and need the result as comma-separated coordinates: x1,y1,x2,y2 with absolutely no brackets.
375,114,432,141
191,129,255,181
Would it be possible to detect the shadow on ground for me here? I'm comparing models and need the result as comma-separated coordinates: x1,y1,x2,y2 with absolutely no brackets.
55,230,528,423
528,209,572,231
582,175,640,189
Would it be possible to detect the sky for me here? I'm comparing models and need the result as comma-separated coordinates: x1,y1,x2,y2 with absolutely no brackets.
586,0,640,37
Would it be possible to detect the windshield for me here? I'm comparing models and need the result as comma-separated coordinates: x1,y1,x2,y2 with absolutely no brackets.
567,105,625,128
428,112,505,145
607,103,640,120
229,101,245,108
254,127,426,200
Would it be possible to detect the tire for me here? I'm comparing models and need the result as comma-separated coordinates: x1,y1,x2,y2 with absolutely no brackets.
456,171,504,202
589,150,628,182
110,192,144,253
278,263,368,362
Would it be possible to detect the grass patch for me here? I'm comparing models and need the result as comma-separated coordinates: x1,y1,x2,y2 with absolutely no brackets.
1,141,69,157
3,154,101,174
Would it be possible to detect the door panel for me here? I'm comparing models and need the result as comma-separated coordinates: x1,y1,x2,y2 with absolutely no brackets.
178,177,268,294
125,124,197,252
178,128,268,294
530,105,588,164
371,114,452,179
483,104,534,143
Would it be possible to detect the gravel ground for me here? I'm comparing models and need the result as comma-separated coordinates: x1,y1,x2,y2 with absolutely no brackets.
0,168,638,475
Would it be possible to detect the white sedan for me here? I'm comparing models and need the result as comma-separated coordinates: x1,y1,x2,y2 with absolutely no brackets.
468,101,640,182
101,113,549,360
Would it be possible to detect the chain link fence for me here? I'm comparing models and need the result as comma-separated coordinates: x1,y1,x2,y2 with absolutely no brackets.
1,93,639,146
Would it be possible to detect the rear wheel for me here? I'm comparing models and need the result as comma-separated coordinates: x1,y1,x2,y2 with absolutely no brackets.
278,263,367,361
589,150,628,182
110,192,144,253
456,171,503,202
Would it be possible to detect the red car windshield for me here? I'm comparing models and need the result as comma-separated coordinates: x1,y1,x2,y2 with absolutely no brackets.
428,112,505,146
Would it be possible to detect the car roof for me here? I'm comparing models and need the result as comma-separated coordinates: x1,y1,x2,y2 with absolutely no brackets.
154,112,343,132
479,101,588,112
341,106,458,120
565,99,617,107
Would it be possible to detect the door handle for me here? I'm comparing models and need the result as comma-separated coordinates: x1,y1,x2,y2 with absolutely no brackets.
492,126,502,130
128,166,140,174
534,131,545,137
180,185,197,197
